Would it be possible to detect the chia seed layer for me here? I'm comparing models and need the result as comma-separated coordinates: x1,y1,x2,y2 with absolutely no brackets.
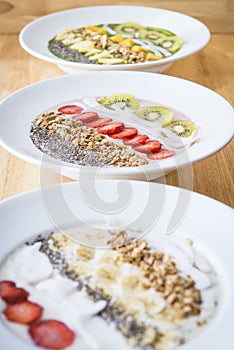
30,126,107,167
48,39,99,64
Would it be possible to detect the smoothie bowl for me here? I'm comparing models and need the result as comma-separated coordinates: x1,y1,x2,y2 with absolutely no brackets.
19,6,210,74
0,72,233,181
0,181,234,350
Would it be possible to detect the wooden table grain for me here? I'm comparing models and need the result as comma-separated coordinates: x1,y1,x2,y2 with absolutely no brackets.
0,0,233,207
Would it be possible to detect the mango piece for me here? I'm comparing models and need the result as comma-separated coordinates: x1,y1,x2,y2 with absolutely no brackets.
86,25,99,32
110,35,124,43
146,52,161,61
120,38,135,47
131,45,148,53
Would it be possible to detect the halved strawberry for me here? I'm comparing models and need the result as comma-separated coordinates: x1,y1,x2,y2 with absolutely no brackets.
98,122,125,135
58,105,83,115
86,118,112,128
4,301,43,325
148,149,175,160
123,134,149,146
134,140,161,154
110,127,138,139
29,320,75,349
72,112,99,123
0,281,29,304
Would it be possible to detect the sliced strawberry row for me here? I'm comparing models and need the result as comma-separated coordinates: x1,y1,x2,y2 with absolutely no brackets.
60,108,174,160
0,280,76,349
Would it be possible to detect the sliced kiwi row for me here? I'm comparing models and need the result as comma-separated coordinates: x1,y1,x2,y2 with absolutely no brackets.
110,21,184,54
98,93,197,138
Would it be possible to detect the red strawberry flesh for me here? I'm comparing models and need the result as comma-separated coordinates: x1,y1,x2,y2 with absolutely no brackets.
72,112,99,123
58,105,83,115
98,122,125,135
4,301,43,325
29,320,75,349
133,140,161,154
110,127,138,139
86,118,112,128
123,134,149,146
148,149,175,160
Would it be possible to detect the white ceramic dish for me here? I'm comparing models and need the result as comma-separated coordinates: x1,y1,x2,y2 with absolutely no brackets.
0,72,233,181
0,180,234,350
19,6,210,74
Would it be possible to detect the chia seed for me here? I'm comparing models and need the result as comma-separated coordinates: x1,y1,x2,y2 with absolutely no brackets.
30,126,107,167
48,38,100,64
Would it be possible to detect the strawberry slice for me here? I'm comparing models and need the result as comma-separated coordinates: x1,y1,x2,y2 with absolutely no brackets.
110,127,138,139
134,140,161,154
86,118,113,128
4,301,43,325
0,281,29,304
98,122,125,135
123,134,149,146
58,105,83,115
148,149,175,160
29,320,75,349
72,112,99,123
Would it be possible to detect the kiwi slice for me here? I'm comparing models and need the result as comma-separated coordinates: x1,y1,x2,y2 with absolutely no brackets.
135,106,173,126
160,36,184,53
114,22,144,35
98,93,140,110
144,27,176,37
139,30,166,45
163,120,197,138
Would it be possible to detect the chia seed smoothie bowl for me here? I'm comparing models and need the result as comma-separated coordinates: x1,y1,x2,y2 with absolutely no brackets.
19,6,210,74
0,72,233,181
0,181,234,350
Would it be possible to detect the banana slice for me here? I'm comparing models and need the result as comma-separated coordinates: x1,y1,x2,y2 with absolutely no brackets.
119,295,144,317
77,245,95,260
97,251,118,265
95,265,120,285
142,293,166,317
121,274,141,292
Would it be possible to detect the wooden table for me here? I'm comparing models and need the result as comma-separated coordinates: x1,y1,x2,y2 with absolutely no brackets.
0,0,233,207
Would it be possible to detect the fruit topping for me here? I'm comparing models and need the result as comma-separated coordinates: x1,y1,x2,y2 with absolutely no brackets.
98,93,140,110
110,127,138,139
147,149,175,160
163,120,197,138
134,140,161,153
58,105,83,115
135,106,173,126
86,118,113,128
29,320,75,349
72,112,99,123
97,122,125,135
4,301,43,325
0,281,29,304
123,134,149,146
113,22,144,35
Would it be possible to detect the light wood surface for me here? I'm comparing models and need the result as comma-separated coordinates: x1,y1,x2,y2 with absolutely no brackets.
0,0,233,207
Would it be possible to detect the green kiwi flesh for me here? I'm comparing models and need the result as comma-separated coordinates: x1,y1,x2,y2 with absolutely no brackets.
135,106,174,126
98,93,140,110
113,22,144,35
163,120,197,137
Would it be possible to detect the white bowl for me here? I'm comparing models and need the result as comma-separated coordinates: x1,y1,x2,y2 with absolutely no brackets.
0,181,234,350
19,6,210,74
0,71,233,181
